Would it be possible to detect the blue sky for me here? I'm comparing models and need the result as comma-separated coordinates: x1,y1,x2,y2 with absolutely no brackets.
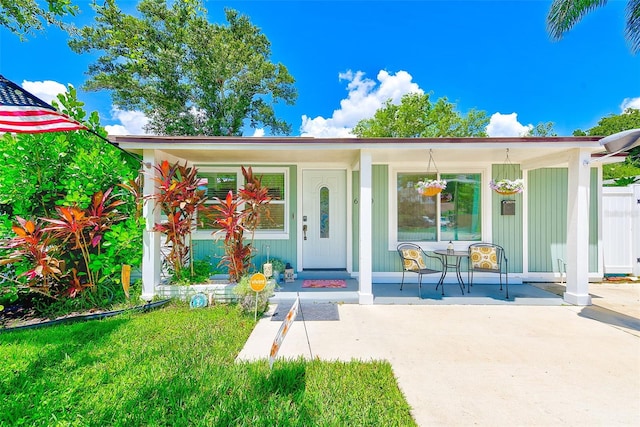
1,0,639,137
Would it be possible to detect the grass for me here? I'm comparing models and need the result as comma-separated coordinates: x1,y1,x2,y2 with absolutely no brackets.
0,302,416,426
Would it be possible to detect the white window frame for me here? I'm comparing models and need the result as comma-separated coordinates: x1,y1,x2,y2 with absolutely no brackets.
388,166,488,251
193,166,289,240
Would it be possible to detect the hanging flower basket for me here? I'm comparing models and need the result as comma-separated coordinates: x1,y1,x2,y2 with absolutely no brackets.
415,179,447,197
490,179,524,195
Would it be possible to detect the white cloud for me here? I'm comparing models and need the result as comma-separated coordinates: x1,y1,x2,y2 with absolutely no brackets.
251,128,265,137
21,79,149,135
300,70,422,137
21,80,68,104
486,112,533,137
620,97,640,111
105,109,150,135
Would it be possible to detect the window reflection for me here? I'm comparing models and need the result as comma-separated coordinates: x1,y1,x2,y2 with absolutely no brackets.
396,173,481,242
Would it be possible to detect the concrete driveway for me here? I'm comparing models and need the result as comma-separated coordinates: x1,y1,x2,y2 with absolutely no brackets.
237,283,640,426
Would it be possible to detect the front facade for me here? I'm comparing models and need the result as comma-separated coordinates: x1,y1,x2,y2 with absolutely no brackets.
113,135,618,306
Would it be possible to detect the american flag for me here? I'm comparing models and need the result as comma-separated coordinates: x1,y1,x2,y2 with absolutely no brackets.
0,74,86,134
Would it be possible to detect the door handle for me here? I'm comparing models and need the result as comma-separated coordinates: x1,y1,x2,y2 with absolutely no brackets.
302,224,307,240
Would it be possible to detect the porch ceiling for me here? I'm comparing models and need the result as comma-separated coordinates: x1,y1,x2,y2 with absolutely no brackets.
111,136,610,168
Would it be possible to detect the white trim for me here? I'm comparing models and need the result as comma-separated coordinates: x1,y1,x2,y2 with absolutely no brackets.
358,150,374,304
296,164,353,272
564,148,592,305
141,149,161,301
195,166,290,239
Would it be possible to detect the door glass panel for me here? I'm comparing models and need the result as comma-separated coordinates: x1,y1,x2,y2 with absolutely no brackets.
320,186,329,238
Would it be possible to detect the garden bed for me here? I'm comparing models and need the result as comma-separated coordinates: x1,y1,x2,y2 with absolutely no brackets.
1,299,171,331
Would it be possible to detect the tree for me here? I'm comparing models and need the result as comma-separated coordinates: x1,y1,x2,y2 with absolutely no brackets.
527,122,557,137
352,92,489,138
547,0,640,54
0,0,78,39
68,0,297,136
584,108,640,136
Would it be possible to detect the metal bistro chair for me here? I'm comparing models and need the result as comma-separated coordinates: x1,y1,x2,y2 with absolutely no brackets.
468,243,509,299
397,243,444,297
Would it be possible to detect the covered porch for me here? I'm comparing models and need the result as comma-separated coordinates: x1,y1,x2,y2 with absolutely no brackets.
111,135,621,307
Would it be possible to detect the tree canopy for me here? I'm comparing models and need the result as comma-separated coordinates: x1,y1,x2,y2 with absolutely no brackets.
547,0,640,54
0,0,78,39
351,92,489,138
68,0,297,136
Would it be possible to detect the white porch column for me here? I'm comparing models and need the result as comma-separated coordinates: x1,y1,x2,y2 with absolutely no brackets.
141,150,161,301
358,150,374,304
633,184,640,277
564,148,592,305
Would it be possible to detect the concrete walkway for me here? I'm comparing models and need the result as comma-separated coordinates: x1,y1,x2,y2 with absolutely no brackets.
237,283,640,426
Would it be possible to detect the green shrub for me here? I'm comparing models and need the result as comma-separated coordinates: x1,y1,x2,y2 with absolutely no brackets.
233,274,275,315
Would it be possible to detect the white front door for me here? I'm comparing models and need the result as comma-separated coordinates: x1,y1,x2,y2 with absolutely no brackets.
302,170,347,269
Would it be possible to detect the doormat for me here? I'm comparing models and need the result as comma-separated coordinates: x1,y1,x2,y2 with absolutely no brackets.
271,301,340,321
302,279,347,288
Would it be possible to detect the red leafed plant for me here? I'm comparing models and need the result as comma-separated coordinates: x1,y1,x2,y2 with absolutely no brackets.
0,188,127,298
146,160,208,283
0,216,64,296
210,166,271,283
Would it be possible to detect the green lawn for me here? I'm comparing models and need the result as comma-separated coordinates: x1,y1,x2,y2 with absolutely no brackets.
0,303,416,426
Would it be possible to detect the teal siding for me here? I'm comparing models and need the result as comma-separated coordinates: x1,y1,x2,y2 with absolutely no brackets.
491,164,523,273
527,167,598,273
193,163,599,277
192,165,298,272
352,170,360,271
352,165,399,273
528,168,568,272
372,165,392,271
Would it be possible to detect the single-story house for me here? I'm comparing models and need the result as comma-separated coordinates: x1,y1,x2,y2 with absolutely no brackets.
112,134,631,306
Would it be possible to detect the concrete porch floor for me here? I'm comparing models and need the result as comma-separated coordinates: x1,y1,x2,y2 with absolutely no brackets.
271,276,564,305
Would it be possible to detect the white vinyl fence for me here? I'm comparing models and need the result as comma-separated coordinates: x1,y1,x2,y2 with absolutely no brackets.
602,185,640,276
